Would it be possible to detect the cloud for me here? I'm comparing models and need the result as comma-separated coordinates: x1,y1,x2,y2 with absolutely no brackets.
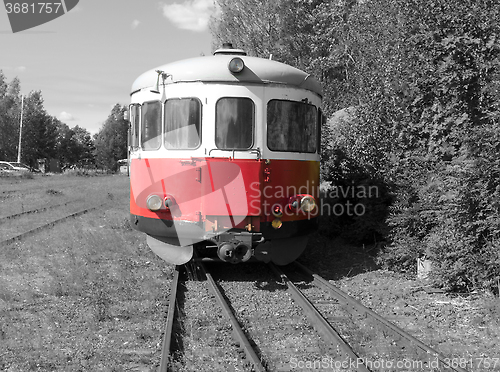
131,20,140,30
0,66,27,73
160,0,216,32
59,111,77,121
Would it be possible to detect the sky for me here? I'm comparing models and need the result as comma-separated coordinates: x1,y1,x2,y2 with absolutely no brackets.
0,0,217,134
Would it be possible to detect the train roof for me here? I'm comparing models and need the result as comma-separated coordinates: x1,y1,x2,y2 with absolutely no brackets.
130,53,322,96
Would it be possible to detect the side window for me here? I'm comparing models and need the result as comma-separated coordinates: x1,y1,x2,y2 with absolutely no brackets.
267,100,317,153
317,108,324,153
215,97,254,150
141,101,161,150
164,98,201,149
130,104,140,149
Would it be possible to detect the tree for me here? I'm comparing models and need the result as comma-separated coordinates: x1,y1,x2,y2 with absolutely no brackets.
210,0,282,58
366,0,500,291
55,123,95,169
93,104,128,171
210,0,500,291
0,73,96,170
0,73,22,161
55,121,76,168
72,125,95,166
19,91,58,167
210,0,358,116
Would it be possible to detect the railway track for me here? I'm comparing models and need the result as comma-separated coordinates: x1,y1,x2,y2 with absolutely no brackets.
273,262,469,372
269,263,370,372
159,261,266,372
0,179,85,201
0,203,106,246
159,261,470,372
0,201,74,222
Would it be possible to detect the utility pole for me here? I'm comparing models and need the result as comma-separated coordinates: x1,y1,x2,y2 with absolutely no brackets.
17,95,24,163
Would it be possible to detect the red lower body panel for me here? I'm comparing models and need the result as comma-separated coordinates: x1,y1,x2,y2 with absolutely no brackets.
130,156,319,263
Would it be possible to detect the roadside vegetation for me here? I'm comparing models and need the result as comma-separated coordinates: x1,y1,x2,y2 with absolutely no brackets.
0,175,171,371
1,0,498,294
211,0,500,294
1,174,498,371
0,75,128,172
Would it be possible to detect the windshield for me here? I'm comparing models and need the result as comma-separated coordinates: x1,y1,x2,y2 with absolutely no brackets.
267,99,317,153
164,98,201,149
215,97,254,150
141,101,161,150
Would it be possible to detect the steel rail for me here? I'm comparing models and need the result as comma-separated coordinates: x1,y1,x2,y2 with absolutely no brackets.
159,265,182,372
0,201,73,222
294,261,469,372
196,260,267,372
268,263,371,372
0,205,100,246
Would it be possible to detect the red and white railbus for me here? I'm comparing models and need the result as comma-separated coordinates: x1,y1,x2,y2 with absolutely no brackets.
128,43,322,265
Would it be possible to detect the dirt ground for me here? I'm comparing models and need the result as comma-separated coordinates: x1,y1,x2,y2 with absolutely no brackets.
300,230,500,372
1,173,499,371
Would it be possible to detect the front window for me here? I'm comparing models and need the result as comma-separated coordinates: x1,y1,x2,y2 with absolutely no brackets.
215,97,254,150
130,104,140,149
267,100,317,153
141,101,161,150
164,98,201,149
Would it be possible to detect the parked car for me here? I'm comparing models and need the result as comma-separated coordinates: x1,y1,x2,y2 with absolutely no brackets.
9,162,40,172
0,161,31,172
0,163,16,173
117,159,129,175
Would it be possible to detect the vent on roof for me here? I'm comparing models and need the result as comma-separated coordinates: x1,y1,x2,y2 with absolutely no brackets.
213,42,247,56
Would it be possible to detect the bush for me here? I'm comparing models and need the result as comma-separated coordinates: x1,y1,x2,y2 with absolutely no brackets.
63,167,109,177
380,157,500,292
362,0,500,293
321,112,393,245
0,171,34,179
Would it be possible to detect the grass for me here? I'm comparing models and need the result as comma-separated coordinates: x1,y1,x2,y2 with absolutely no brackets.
62,168,111,177
0,174,173,371
0,171,34,180
298,213,500,371
1,174,499,371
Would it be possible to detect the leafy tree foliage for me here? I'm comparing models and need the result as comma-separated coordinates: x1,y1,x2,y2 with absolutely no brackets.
0,71,96,170
20,91,58,166
0,74,22,161
56,123,95,169
211,0,500,292
377,0,500,292
211,0,357,115
93,104,128,171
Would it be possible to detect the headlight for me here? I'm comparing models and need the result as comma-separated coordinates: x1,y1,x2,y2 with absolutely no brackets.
300,196,316,213
146,195,163,211
228,57,245,73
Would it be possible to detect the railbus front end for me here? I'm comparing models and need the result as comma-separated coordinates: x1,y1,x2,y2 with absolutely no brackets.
128,44,322,265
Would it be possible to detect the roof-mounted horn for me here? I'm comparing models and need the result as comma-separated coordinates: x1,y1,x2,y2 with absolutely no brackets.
213,42,247,56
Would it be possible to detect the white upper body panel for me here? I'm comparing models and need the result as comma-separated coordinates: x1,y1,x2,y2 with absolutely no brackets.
129,51,322,162
131,54,322,97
